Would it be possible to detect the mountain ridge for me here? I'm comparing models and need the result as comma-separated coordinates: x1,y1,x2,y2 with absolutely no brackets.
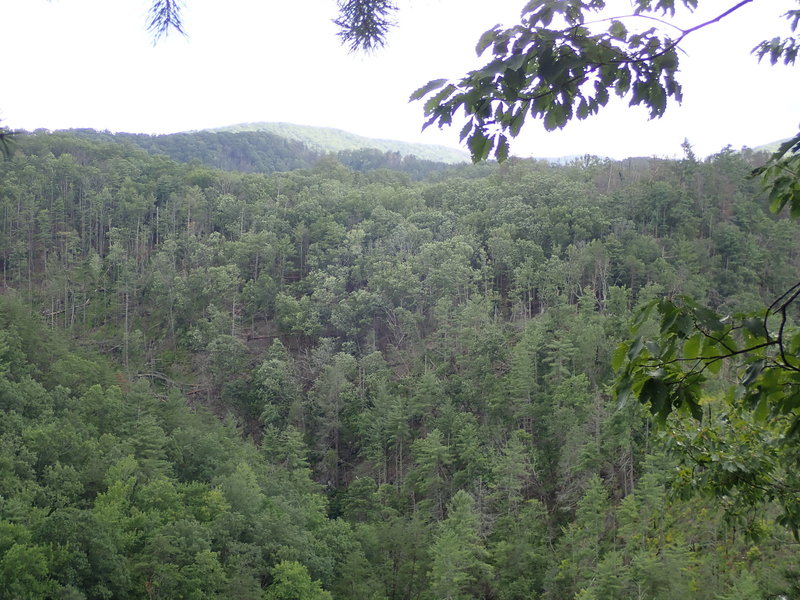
204,122,470,164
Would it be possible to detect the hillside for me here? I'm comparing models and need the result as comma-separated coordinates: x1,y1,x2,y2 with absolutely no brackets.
51,127,462,179
210,122,470,164
0,131,798,599
751,137,793,155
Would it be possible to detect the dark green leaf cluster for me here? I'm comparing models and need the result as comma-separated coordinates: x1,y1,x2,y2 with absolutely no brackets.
665,405,800,536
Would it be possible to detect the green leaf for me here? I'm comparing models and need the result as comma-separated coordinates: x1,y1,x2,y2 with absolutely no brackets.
787,415,800,438
789,331,800,354
645,340,661,357
754,395,769,422
595,86,610,106
495,135,510,162
641,377,670,421
505,53,528,71
459,121,473,142
544,103,568,131
683,333,703,360
576,99,589,119
609,20,627,40
614,67,632,96
521,0,547,16
790,195,800,218
538,6,554,27
687,397,703,420
476,27,500,56
779,392,800,414
743,316,767,338
509,103,529,136
693,305,725,332
742,359,766,387
632,300,658,332
674,313,695,337
410,79,448,101
611,342,630,371
647,83,667,117
627,337,645,362
659,303,693,337
468,130,493,162
770,132,800,161
475,58,510,78
615,378,634,409
423,84,457,114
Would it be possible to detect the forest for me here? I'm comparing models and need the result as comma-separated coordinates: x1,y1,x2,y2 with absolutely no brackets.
0,127,799,599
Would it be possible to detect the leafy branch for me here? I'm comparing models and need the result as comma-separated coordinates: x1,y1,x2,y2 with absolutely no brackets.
614,286,800,434
412,0,789,162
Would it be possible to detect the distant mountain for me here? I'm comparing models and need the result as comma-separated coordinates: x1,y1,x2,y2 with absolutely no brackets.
750,138,793,155
208,122,470,164
51,127,463,179
65,128,320,174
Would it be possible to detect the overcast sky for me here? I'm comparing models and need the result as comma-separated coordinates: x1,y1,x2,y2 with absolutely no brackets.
2,0,798,159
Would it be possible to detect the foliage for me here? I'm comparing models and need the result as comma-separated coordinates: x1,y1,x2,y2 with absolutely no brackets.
0,123,16,159
752,131,800,217
414,0,800,162
410,0,800,530
615,289,800,530
264,561,333,600
5,0,800,595
1,129,799,597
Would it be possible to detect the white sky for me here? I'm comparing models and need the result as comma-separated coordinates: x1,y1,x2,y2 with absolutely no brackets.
1,0,798,159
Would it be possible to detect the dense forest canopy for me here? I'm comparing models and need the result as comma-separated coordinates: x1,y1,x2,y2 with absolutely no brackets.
0,0,797,598
0,128,799,598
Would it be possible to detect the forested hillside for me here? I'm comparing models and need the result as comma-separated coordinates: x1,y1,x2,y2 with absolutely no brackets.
56,127,460,179
210,122,470,164
1,130,799,599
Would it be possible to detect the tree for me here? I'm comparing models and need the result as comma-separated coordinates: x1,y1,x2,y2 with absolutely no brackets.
613,286,800,530
264,561,333,600
412,0,800,530
428,490,493,600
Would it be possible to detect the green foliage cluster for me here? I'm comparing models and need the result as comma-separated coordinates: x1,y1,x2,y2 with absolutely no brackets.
1,130,799,597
